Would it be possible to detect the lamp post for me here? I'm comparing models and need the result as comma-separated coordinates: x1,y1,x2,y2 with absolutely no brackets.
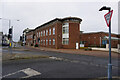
99,6,112,80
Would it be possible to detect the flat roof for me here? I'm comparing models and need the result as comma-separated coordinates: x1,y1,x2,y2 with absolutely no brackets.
81,31,119,36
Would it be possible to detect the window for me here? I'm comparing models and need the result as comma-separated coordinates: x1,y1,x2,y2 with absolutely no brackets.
39,39,40,44
31,35,32,38
49,39,51,45
62,23,69,34
49,29,51,35
41,40,42,45
43,30,45,36
53,27,55,35
41,31,42,37
46,30,48,36
62,38,69,45
39,32,40,37
53,38,55,45
37,32,38,37
46,39,48,45
43,39,45,45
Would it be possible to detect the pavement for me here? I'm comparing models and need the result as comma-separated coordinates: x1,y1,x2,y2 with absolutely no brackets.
17,46,119,58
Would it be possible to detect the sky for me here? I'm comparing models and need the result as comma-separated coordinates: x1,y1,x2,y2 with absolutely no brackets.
0,0,119,42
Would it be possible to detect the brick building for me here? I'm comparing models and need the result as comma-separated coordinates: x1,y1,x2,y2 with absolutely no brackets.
26,17,82,49
26,17,119,49
80,32,120,48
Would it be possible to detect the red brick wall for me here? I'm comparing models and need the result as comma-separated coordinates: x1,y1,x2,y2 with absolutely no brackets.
26,31,34,46
56,22,62,49
35,23,57,48
68,22,80,49
80,32,119,48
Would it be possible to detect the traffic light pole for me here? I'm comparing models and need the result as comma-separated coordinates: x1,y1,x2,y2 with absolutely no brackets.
9,20,12,54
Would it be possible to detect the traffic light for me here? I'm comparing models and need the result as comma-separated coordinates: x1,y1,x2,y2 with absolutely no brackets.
20,36,23,41
8,34,10,39
9,28,12,34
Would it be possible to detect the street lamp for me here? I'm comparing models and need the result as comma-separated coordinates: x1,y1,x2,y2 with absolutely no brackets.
99,6,112,80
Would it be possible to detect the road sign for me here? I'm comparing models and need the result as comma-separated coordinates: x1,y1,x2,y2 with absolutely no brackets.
104,10,113,27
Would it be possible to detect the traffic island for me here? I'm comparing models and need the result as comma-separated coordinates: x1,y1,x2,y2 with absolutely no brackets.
2,53,49,61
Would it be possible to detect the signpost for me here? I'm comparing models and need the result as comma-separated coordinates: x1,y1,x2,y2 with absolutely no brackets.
104,10,113,80
99,6,113,80
104,10,113,27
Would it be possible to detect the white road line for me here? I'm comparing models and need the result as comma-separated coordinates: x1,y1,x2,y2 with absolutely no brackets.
3,70,21,78
3,68,41,78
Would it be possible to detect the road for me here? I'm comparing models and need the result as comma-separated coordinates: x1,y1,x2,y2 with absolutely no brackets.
2,48,119,79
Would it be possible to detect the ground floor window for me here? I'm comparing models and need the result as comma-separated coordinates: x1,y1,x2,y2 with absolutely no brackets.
41,40,42,45
62,38,69,45
53,38,55,45
43,39,45,45
46,39,48,45
39,40,40,44
49,39,51,45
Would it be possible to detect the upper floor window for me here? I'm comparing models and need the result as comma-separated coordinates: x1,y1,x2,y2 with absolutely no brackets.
37,32,38,37
53,27,55,35
39,32,40,37
62,23,69,34
31,35,32,38
46,30,48,36
49,29,51,35
41,31,42,37
43,30,45,36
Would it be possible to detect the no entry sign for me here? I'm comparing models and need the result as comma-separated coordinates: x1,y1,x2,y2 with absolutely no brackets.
104,10,113,27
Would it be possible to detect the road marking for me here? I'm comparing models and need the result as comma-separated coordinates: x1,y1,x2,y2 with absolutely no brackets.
21,68,41,78
3,68,41,78
49,57,63,61
3,70,21,78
